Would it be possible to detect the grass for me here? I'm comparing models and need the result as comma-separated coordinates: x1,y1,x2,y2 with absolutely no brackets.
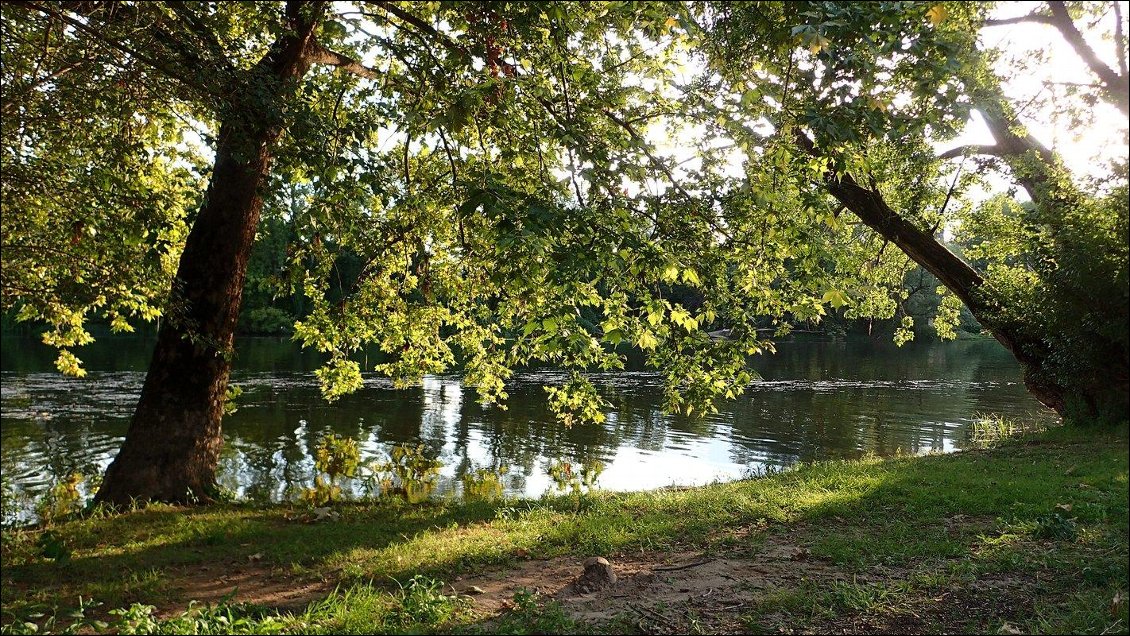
968,413,1050,448
1,421,1126,634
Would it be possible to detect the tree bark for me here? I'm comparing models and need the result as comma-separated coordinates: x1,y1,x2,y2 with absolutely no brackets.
1045,1,1129,116
94,1,326,507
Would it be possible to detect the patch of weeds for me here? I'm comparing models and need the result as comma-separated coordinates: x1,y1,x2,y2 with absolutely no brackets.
741,464,784,480
119,568,167,604
740,586,831,632
1,597,106,635
35,474,89,525
35,531,70,563
1033,513,1078,541
492,501,539,522
110,599,287,635
968,414,1048,449
1024,586,1129,635
812,527,964,568
390,575,464,628
478,588,589,635
292,578,467,634
546,459,604,496
462,466,507,503
823,579,911,613
0,527,37,564
1080,556,1128,587
303,433,361,506
294,584,394,634
367,445,444,504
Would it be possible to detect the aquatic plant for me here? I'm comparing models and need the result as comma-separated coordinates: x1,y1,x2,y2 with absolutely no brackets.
302,433,360,506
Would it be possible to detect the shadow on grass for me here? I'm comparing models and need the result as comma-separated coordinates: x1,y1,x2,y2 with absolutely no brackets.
2,424,1126,633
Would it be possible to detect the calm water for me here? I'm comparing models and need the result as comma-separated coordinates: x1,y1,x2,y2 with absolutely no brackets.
1,335,1055,511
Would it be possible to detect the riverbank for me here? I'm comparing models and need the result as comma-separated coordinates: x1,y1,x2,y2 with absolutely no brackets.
2,422,1126,635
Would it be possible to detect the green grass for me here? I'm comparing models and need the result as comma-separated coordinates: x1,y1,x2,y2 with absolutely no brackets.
2,422,1126,634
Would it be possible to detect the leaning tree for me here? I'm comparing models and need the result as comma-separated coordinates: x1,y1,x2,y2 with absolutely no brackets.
697,0,1128,420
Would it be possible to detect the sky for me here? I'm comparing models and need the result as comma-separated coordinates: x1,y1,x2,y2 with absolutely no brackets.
950,1,1129,184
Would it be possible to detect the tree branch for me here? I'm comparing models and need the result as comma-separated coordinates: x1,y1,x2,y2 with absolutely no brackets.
1046,0,1129,114
1115,1,1128,78
603,110,691,200
1042,80,1106,88
307,42,379,79
1,57,88,115
983,14,1054,27
13,0,223,99
794,130,983,309
164,3,234,73
937,144,1007,160
364,1,469,59
976,102,1057,172
602,108,732,241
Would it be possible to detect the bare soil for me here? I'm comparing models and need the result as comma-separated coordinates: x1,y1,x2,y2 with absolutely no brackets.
160,529,1034,634
167,535,853,632
167,561,334,614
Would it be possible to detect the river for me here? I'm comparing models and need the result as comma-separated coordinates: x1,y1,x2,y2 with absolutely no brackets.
0,335,1056,516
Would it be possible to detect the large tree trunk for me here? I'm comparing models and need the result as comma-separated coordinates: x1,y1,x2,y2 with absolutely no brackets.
94,2,325,507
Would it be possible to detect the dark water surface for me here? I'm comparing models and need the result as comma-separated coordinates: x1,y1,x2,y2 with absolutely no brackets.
1,335,1055,508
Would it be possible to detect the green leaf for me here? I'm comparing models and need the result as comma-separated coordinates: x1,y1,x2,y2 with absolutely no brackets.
636,330,659,350
669,307,698,332
821,290,851,309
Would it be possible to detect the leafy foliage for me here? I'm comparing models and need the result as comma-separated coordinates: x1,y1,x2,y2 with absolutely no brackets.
366,444,444,504
547,458,604,495
961,188,1130,419
461,466,507,502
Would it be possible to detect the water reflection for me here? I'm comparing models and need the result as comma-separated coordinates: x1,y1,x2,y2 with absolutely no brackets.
1,336,1056,512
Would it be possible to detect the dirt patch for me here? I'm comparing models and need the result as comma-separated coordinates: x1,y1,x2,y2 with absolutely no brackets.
163,561,333,615
460,536,850,633
145,525,1025,634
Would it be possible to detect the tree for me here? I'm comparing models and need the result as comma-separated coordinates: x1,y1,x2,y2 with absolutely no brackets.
2,1,782,506
5,0,366,504
697,0,1128,420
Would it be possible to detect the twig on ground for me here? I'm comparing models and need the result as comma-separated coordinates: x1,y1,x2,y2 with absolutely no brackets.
655,558,716,572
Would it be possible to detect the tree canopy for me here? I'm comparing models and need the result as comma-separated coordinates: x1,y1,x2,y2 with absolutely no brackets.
1,1,1126,505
